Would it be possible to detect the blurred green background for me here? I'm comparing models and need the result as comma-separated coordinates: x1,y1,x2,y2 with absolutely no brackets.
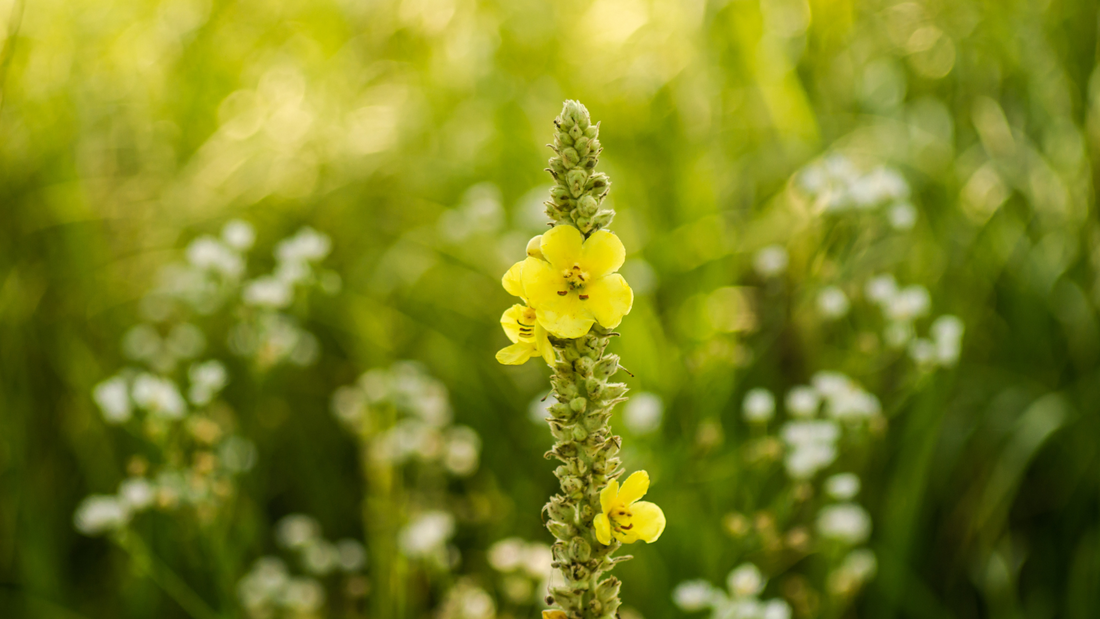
2,0,1099,617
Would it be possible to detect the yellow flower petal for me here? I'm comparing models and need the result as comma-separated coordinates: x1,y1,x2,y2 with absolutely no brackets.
543,612,568,619
628,501,666,543
496,342,536,365
600,480,620,514
594,512,612,545
526,235,545,260
536,324,556,365
521,257,564,306
585,274,633,329
500,305,527,344
580,230,626,279
539,225,583,270
617,471,650,506
502,260,526,298
536,305,594,339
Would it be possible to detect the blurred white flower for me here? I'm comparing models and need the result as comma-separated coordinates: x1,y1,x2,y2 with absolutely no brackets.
865,274,897,304
276,227,331,264
132,374,186,419
443,426,481,476
238,556,289,611
825,473,861,500
336,538,366,572
283,577,325,612
743,388,776,422
187,236,244,278
932,315,964,366
811,371,851,398
885,285,930,322
74,495,129,535
222,219,256,251
762,599,793,619
672,580,718,611
623,392,664,434
118,477,156,511
437,579,496,619
817,286,850,319
781,420,840,479
488,537,526,572
188,360,228,405
784,386,819,418
888,202,917,230
399,511,454,558
522,543,553,579
93,376,132,423
276,514,321,550
753,245,789,278
243,276,293,308
302,540,339,576
331,385,367,425
727,563,765,598
817,503,872,544
275,259,311,285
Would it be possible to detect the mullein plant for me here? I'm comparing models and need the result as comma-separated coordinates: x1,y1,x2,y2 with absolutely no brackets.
497,101,665,619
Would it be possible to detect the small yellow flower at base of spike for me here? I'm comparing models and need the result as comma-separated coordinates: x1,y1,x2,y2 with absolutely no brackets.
593,470,666,545
542,611,568,619
521,225,634,339
496,304,555,366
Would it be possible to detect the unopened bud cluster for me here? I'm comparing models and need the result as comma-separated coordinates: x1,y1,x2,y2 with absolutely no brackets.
545,101,614,234
543,327,630,619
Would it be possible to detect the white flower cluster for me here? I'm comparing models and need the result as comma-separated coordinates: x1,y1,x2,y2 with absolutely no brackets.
672,563,792,619
331,362,481,476
797,154,915,229
487,537,553,604
146,220,334,370
84,355,256,535
622,391,665,435
864,274,964,366
239,514,366,618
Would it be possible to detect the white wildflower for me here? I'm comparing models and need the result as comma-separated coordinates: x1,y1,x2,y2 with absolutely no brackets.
865,274,897,304
242,276,293,308
187,236,244,278
888,202,917,230
188,360,228,405
817,503,872,544
336,539,366,572
93,376,132,423
623,392,664,434
762,599,793,619
817,286,850,319
743,388,776,422
398,511,454,558
222,219,256,251
784,386,819,418
443,426,481,476
672,580,718,611
118,477,156,511
825,473,861,500
727,563,766,598
74,495,130,535
488,538,526,572
131,374,186,419
276,514,321,550
276,227,331,264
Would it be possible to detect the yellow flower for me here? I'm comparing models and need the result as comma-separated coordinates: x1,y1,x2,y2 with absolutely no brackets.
593,471,666,545
542,612,568,619
520,225,633,339
496,304,555,365
496,260,554,365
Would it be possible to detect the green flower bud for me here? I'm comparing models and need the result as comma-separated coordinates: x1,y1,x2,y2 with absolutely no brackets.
574,356,595,375
570,397,588,413
567,169,587,197
572,424,589,442
548,520,575,540
578,195,598,217
571,537,592,562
